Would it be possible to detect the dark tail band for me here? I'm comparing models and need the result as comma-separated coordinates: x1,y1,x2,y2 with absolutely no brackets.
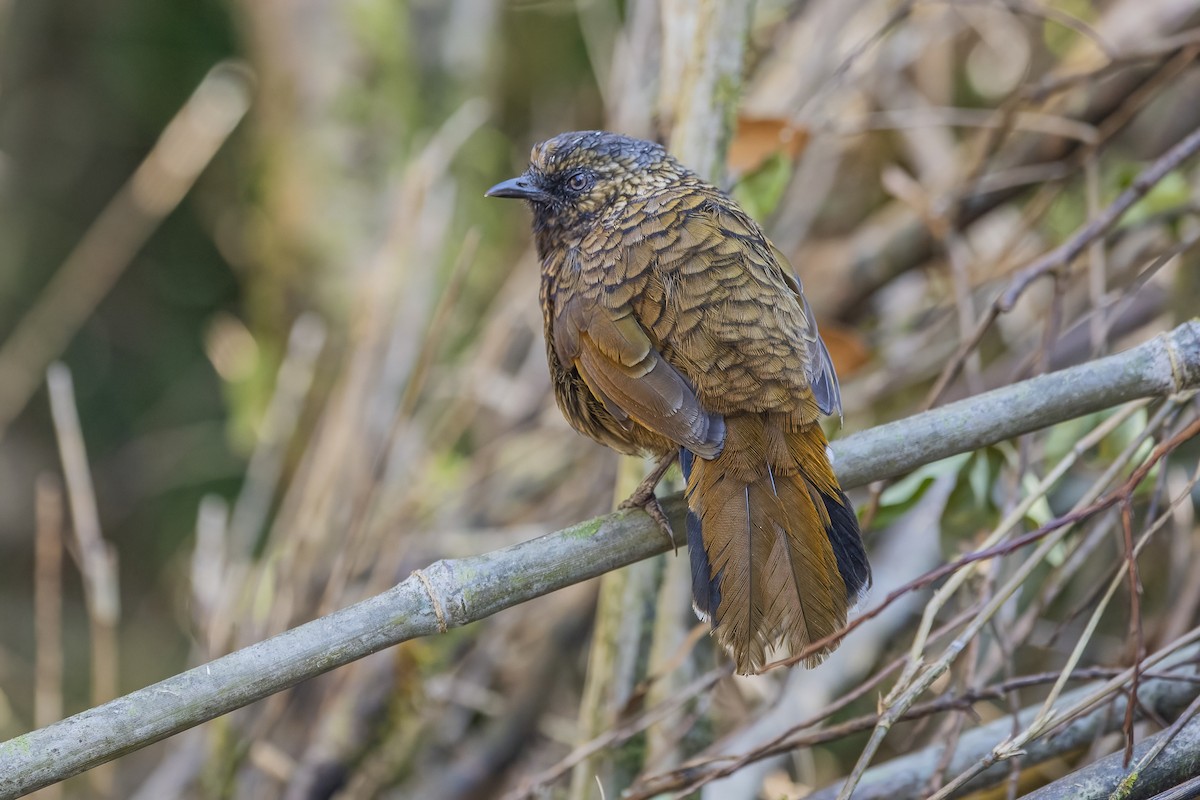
680,448,721,621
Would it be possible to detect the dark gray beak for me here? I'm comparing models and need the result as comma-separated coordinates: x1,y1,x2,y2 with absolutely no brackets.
485,174,547,201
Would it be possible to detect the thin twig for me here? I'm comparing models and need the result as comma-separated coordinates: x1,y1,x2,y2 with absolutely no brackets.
1121,497,1145,767
838,413,1200,800
32,475,65,800
46,364,120,799
807,634,1200,800
628,666,1196,800
226,313,326,559
999,123,1200,311
33,474,64,729
1109,685,1200,799
621,607,984,800
925,122,1200,408
924,421,1200,799
1085,159,1109,355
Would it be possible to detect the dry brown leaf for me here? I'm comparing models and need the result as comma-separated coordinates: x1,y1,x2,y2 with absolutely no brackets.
818,319,872,377
728,117,810,174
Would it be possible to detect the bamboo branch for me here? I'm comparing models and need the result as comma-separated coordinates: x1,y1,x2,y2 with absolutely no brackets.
833,321,1199,489
804,639,1200,800
1103,723,1200,800
0,321,1197,799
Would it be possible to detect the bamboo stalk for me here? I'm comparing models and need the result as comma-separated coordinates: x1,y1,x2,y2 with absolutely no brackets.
571,0,754,794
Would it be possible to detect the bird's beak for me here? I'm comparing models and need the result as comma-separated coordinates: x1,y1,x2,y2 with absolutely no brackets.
485,174,548,201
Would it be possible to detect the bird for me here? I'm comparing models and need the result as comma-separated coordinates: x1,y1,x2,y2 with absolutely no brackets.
487,131,870,674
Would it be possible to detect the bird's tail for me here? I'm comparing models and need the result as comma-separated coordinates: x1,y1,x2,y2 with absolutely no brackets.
682,414,871,674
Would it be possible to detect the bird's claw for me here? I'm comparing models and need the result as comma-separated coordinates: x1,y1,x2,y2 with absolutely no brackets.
620,484,677,553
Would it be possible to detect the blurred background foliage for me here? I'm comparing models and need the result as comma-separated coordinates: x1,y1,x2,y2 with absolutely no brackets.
1,0,1199,798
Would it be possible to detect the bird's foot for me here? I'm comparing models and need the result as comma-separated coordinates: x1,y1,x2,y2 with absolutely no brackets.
619,453,678,552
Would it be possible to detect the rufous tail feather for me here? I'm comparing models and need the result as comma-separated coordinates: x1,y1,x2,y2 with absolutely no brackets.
683,415,871,674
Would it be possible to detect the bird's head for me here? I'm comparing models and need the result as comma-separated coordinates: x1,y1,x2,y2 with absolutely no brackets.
486,131,686,239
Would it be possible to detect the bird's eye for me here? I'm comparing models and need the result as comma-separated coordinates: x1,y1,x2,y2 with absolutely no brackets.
566,171,593,192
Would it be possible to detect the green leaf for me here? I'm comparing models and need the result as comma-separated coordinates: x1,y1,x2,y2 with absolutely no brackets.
731,153,793,220
1120,170,1192,227
968,450,992,508
944,452,1002,538
1021,471,1054,527
1044,411,1102,465
1042,0,1096,56
875,452,972,528
1099,406,1149,461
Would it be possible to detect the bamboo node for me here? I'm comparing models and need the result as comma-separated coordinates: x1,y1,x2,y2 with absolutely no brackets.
413,569,449,634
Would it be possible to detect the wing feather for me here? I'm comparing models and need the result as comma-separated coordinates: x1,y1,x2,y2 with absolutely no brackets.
555,295,724,458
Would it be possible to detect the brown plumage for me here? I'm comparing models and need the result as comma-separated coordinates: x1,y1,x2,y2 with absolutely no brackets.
487,131,870,673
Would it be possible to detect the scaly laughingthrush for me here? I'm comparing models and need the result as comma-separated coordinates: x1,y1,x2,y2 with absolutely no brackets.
488,131,870,674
